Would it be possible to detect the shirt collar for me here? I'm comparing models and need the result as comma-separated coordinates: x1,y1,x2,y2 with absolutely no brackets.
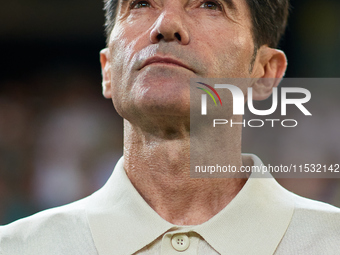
86,155,294,255
193,154,295,254
86,157,173,255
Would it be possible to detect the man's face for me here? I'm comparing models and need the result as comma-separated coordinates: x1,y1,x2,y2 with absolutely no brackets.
104,0,257,124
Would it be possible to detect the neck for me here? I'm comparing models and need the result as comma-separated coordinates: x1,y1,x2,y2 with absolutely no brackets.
123,117,247,225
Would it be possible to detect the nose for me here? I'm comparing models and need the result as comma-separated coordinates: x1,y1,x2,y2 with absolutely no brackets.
150,10,190,45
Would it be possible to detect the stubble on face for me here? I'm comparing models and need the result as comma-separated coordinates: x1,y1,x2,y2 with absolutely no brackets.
107,0,257,132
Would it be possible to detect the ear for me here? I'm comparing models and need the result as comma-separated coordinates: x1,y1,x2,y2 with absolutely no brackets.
100,48,112,99
251,47,287,100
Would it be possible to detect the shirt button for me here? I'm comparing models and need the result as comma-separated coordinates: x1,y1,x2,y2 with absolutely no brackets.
171,233,190,252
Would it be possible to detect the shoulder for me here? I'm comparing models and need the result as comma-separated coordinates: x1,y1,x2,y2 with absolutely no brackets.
291,192,340,223
0,197,97,255
277,192,340,254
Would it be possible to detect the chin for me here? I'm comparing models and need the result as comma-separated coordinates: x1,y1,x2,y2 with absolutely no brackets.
113,68,192,124
132,77,190,113
137,96,190,117
112,89,190,123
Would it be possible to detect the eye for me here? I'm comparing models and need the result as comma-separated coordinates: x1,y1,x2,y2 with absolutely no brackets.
200,1,223,11
130,0,151,9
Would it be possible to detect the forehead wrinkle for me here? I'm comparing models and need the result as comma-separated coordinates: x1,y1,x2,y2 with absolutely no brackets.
118,0,130,10
115,0,132,20
221,0,237,11
120,0,129,6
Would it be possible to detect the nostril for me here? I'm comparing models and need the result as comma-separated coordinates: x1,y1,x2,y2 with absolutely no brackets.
156,34,164,41
175,33,181,41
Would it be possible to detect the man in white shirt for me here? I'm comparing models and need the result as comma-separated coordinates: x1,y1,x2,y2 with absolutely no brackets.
1,0,340,254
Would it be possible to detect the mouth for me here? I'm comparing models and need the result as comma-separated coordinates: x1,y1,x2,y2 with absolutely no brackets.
139,56,194,73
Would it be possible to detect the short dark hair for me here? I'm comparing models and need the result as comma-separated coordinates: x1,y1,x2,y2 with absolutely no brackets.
103,0,289,48
246,0,289,49
103,0,118,45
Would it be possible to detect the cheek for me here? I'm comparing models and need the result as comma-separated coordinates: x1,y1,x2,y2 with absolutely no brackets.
221,36,253,75
198,23,255,77
110,26,133,70
109,27,137,93
108,25,150,118
109,20,152,82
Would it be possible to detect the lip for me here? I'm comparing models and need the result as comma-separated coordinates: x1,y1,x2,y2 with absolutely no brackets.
139,56,194,72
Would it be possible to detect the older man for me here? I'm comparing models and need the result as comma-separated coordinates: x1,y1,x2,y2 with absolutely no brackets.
1,0,340,254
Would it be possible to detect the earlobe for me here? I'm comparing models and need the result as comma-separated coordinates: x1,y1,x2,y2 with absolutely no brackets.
100,48,112,99
252,47,287,100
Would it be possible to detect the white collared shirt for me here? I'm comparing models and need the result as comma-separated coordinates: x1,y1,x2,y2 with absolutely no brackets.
1,155,340,255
